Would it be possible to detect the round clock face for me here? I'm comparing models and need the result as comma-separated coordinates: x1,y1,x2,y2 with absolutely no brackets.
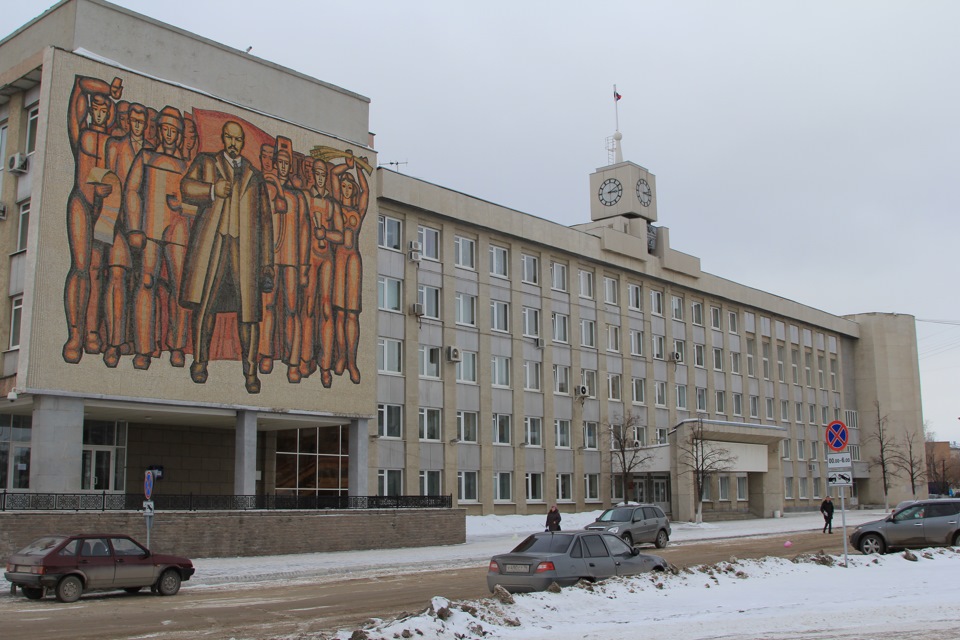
636,178,652,206
598,178,623,206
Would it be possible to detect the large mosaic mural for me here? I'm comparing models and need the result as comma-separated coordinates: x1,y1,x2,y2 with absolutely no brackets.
61,74,371,394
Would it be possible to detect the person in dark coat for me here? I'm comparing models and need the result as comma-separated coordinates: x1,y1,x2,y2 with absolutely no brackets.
820,495,835,533
546,505,562,531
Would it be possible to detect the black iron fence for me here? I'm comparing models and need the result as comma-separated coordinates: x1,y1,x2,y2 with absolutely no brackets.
0,492,452,511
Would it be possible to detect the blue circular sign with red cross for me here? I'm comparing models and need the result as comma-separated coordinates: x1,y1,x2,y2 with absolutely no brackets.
826,420,849,452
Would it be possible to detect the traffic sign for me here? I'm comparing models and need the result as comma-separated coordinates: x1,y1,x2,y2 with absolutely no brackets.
143,500,155,516
144,470,154,500
828,471,853,487
825,421,849,452
827,452,852,468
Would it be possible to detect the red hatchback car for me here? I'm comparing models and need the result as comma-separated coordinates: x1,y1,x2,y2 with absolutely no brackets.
4,533,195,602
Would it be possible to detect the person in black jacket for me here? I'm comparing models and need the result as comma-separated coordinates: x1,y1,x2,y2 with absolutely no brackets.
545,505,562,531
820,495,835,533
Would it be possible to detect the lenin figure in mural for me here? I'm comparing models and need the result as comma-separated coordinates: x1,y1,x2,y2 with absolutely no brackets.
180,121,274,393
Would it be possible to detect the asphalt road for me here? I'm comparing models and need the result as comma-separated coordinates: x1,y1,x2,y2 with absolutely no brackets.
1,530,854,640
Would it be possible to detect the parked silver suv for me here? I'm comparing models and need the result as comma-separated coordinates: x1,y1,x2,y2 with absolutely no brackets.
850,498,960,554
585,503,670,548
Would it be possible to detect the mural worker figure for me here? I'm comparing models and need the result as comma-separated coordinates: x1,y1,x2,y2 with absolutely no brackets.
123,105,191,370
63,75,123,363
256,143,286,376
180,120,274,394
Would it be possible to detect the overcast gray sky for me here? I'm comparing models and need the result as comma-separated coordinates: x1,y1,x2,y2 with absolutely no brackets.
4,1,958,442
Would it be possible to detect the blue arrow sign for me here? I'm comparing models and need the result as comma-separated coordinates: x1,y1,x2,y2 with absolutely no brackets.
826,421,849,452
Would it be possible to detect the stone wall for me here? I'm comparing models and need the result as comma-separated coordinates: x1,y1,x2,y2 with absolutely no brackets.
0,509,465,559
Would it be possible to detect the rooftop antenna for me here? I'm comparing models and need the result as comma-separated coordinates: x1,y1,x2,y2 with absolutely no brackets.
606,84,624,165
382,160,408,173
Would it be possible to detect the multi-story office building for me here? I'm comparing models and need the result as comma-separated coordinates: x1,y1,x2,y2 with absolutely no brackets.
0,0,924,524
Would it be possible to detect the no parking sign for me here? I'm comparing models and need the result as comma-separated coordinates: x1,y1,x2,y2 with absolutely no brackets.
825,421,848,452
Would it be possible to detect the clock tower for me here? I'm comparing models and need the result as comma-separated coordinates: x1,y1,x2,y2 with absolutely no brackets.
589,160,658,224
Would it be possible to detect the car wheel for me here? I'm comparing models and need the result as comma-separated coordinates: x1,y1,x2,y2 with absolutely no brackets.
655,529,669,549
56,575,83,603
124,586,143,594
953,531,960,547
621,532,634,546
859,533,886,555
21,587,44,600
156,569,182,596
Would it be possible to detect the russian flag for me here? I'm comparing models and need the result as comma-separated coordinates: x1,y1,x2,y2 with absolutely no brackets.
614,90,622,101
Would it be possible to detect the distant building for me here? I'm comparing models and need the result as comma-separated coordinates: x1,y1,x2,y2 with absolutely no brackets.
0,0,925,523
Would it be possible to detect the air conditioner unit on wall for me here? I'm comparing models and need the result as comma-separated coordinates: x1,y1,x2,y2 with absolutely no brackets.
410,302,425,316
535,337,545,349
446,346,462,362
575,385,589,397
632,439,642,449
7,153,28,174
670,351,682,362
409,240,422,252
409,250,422,263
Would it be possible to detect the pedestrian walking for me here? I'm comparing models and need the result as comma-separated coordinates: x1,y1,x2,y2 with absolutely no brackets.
820,495,835,533
545,505,562,532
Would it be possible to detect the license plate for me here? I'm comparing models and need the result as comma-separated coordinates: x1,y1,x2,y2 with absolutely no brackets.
504,564,529,573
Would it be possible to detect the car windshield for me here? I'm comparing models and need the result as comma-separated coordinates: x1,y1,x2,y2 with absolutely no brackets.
17,536,67,556
596,508,633,523
511,533,574,554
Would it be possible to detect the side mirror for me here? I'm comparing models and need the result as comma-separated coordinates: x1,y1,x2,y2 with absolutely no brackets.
631,547,640,556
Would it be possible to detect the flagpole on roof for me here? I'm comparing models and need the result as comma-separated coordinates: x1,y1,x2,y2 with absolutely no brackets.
612,85,623,163
613,84,620,132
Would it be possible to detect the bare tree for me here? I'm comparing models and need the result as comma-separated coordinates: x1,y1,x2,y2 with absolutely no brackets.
891,429,926,497
675,417,737,524
607,411,656,503
925,441,960,496
864,401,903,510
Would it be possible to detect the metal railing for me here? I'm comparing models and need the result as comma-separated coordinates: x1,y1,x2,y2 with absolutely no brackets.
0,492,452,511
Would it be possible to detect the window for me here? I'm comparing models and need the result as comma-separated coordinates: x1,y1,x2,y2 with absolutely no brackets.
632,378,645,404
728,311,739,334
650,290,663,316
554,365,570,394
822,405,829,425
581,369,597,397
766,397,774,420
716,390,726,414
782,438,792,458
746,339,755,377
526,473,544,501
458,470,478,500
694,343,705,368
457,411,478,442
418,408,441,440
784,477,793,500
848,444,860,461
494,472,512,502
830,359,838,391
691,302,703,326
377,403,402,438
557,473,573,502
676,384,687,409
584,422,598,449
17,201,30,253
719,476,730,501
671,296,684,320
524,417,543,447
811,441,819,461
607,325,621,352
781,400,789,421
762,342,771,379
0,122,6,198
653,335,665,360
673,340,685,363
730,352,741,374
580,319,596,348
25,106,39,154
634,425,647,447
798,477,807,499
604,277,619,305
378,469,403,496
493,414,512,444
454,236,476,269
417,285,440,319
10,294,24,349
491,355,511,387
655,428,668,445
417,225,440,261
377,338,402,374
489,245,509,278
737,477,748,501
701,480,711,501
710,306,722,329
777,345,786,382
630,329,644,356
791,348,800,384
490,300,510,332
524,360,541,391
713,347,723,371
522,306,541,337
628,283,642,310
797,439,805,460
0,414,32,490
555,419,571,448
818,355,826,388
585,473,600,501
377,276,402,312
732,392,743,416
378,215,401,250
795,401,803,423
579,269,594,299
608,374,622,401
418,345,441,378
521,254,539,284
805,352,813,387
749,395,759,418
809,403,817,424
552,312,569,343
551,261,567,291
456,350,477,383
654,381,667,407
696,387,707,412
455,292,477,326
420,470,442,496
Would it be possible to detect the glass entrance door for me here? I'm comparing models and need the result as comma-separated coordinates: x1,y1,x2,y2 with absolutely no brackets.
81,448,113,491
653,478,670,513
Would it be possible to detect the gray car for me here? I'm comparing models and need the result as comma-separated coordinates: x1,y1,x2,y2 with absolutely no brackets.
487,530,667,593
850,498,960,554
585,503,671,548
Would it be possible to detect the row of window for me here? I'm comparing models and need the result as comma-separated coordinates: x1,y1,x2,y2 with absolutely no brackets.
781,439,861,463
376,467,603,504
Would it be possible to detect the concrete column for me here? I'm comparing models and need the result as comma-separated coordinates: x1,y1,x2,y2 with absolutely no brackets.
31,395,84,492
233,411,257,495
349,418,368,496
